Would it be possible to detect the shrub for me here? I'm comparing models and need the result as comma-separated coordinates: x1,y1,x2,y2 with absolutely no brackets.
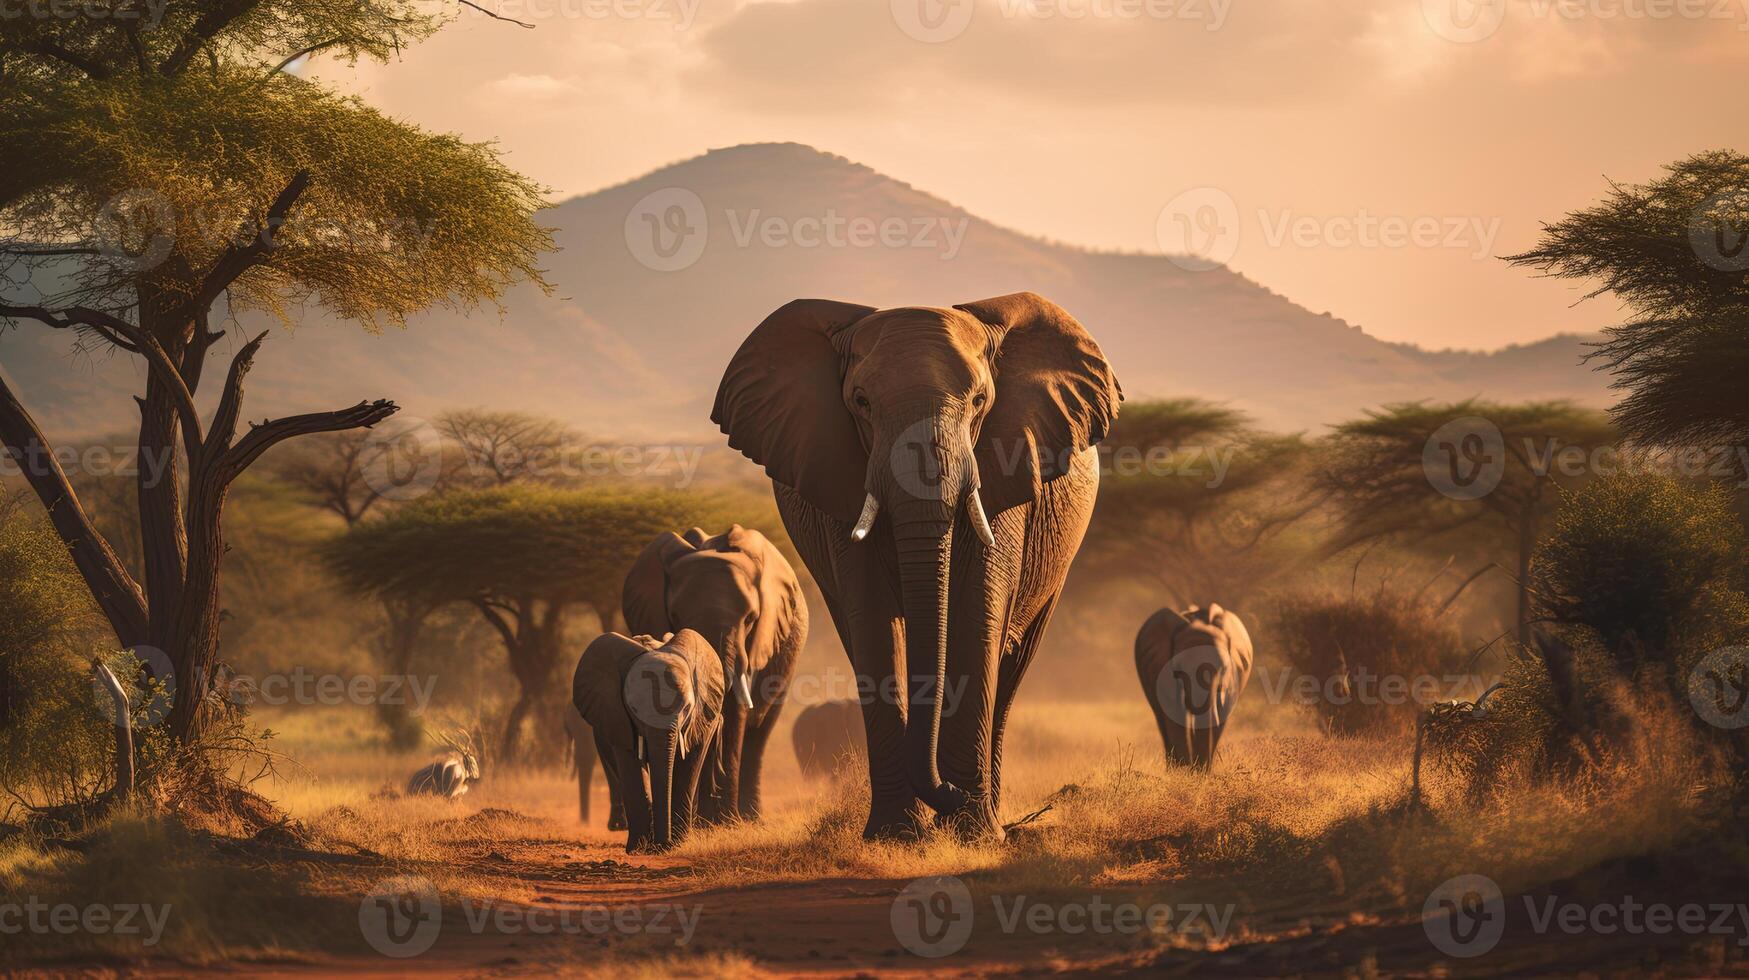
0,498,119,813
1274,589,1473,734
1532,472,1747,668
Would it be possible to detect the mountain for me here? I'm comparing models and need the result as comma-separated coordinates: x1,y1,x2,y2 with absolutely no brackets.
0,142,1612,443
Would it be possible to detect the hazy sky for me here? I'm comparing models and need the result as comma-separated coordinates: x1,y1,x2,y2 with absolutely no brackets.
321,0,1749,351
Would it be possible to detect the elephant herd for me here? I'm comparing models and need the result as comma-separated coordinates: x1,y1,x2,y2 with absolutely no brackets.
566,293,1257,853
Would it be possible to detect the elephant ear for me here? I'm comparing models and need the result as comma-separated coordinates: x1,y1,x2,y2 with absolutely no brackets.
722,525,799,670
623,532,695,636
713,299,877,524
573,632,646,751
955,292,1122,515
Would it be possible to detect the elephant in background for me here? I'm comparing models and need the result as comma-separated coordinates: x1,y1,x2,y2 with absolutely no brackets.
571,630,724,852
713,292,1121,839
791,699,867,780
624,525,806,823
1135,604,1254,769
566,706,625,829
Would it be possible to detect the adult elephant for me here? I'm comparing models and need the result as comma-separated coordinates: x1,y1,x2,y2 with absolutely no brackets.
1134,604,1254,769
713,292,1121,839
623,525,806,823
791,699,868,780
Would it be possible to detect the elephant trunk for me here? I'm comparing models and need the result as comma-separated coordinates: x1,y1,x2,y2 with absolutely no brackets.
649,727,677,849
883,416,974,819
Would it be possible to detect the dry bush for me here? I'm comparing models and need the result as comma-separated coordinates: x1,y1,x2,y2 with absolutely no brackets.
1273,588,1474,735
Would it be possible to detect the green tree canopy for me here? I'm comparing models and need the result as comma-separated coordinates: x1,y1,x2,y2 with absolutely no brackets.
1507,151,1749,453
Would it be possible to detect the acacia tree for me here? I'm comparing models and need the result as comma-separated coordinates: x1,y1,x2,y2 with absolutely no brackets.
1317,400,1615,648
1507,151,1749,456
0,4,549,742
439,408,581,487
1079,398,1320,606
325,485,741,764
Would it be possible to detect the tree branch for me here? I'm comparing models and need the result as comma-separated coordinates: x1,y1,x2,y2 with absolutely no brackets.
0,302,200,444
5,40,111,79
159,0,264,76
217,399,399,485
459,0,537,28
196,171,312,309
204,330,270,457
0,372,148,642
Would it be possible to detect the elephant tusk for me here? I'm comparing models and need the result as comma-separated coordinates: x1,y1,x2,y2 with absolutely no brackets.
736,672,754,710
850,492,879,542
967,487,996,548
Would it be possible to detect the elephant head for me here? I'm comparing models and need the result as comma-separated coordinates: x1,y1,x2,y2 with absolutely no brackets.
573,629,725,850
712,292,1120,815
624,525,791,714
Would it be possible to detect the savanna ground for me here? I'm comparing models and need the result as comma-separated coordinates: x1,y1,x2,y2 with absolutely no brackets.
7,680,1746,978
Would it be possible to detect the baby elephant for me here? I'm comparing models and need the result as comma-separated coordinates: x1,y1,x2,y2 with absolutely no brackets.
572,630,725,853
790,699,867,780
1135,604,1254,769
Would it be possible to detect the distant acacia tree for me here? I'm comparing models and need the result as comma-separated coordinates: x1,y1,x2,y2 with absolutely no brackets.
1508,151,1749,457
1080,398,1320,605
439,409,581,487
1317,400,1615,648
325,485,743,763
0,4,550,742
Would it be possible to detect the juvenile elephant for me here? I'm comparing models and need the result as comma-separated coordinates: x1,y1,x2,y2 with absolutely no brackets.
1134,604,1254,769
571,630,725,852
624,525,806,823
791,699,868,780
713,292,1121,839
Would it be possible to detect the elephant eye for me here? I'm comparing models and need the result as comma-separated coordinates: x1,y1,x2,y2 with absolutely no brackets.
853,391,871,411
972,391,988,409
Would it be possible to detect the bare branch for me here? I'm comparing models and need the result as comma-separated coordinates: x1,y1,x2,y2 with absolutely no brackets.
459,0,536,28
204,330,270,457
218,399,400,484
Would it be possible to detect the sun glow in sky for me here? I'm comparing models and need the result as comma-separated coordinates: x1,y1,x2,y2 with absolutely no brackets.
322,0,1749,350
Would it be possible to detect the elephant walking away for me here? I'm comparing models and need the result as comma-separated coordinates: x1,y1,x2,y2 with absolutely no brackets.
1135,604,1254,769
713,292,1122,839
624,525,806,823
572,630,725,852
791,699,868,780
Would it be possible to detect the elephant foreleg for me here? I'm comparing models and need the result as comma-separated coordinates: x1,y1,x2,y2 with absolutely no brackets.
610,744,652,853
673,734,714,845
737,701,783,821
